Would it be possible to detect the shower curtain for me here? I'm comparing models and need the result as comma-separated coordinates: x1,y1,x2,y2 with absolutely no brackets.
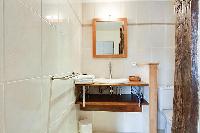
172,0,199,133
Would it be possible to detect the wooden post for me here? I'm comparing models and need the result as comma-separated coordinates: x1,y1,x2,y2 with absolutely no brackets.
149,63,158,133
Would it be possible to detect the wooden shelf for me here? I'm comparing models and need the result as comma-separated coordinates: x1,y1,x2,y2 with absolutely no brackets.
75,81,149,87
76,94,148,112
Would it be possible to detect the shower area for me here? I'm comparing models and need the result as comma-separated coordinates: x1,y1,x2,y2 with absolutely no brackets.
0,0,82,133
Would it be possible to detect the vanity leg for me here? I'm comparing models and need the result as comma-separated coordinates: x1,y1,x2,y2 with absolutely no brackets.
83,86,86,107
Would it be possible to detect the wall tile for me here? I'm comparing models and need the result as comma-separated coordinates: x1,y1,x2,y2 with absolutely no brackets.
57,1,71,36
57,31,73,74
41,77,76,133
42,0,59,75
2,0,82,133
123,112,143,132
5,79,43,133
42,78,77,133
70,22,82,73
149,1,175,23
82,27,92,49
50,91,74,122
149,2,166,23
82,3,95,25
4,0,42,81
42,0,58,23
150,25,175,48
164,2,176,23
128,48,152,65
127,26,138,50
41,78,50,133
42,20,59,76
92,112,143,132
57,13,82,73
93,112,125,132
95,2,122,19
134,25,152,49
165,25,175,48
121,2,138,23
18,0,41,13
68,0,82,23
142,106,149,133
111,59,126,78
136,2,151,23
0,84,4,133
151,48,175,86
79,111,93,122
50,79,75,122
82,48,110,78
150,25,167,47
42,0,82,75
50,106,78,133
0,0,3,83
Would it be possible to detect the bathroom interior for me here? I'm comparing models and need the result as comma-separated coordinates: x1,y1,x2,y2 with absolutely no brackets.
0,0,199,133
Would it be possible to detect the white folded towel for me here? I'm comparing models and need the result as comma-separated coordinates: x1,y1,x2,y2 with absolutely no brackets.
75,79,94,84
74,75,95,84
75,75,95,80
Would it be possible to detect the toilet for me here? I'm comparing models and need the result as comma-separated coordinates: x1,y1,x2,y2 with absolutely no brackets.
162,110,173,133
159,86,174,133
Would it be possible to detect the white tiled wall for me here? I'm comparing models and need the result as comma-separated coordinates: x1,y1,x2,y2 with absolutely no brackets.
81,1,175,132
0,0,3,83
0,84,4,133
0,0,82,133
4,0,42,81
82,1,175,85
93,112,143,132
0,0,4,132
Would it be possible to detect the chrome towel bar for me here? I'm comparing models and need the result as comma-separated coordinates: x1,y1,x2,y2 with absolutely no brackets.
50,72,80,80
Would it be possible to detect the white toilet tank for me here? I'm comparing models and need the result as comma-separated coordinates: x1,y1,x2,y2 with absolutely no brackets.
158,86,174,133
158,86,174,111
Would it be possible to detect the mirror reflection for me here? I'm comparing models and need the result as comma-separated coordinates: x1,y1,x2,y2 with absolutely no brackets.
93,18,127,58
96,21,125,55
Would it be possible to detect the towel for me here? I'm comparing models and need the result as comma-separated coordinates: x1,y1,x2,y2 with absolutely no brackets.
75,75,95,80
74,75,95,84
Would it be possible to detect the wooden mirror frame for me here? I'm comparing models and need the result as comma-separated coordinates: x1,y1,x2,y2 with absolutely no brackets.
92,18,128,58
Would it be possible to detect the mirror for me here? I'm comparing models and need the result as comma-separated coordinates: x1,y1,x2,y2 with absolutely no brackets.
92,18,128,58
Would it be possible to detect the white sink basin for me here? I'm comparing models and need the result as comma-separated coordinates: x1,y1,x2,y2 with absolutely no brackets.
94,78,129,84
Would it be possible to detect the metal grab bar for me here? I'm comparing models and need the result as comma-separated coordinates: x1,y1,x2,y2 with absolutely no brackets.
50,72,80,81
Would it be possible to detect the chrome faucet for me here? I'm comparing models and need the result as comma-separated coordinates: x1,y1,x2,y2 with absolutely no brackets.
109,61,112,79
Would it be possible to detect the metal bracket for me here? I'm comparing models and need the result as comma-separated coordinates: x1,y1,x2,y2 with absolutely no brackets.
131,86,144,107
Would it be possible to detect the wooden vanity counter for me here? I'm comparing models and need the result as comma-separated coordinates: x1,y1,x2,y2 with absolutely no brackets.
75,81,149,87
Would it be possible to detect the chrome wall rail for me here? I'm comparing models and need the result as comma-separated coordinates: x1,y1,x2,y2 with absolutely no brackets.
50,72,80,81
